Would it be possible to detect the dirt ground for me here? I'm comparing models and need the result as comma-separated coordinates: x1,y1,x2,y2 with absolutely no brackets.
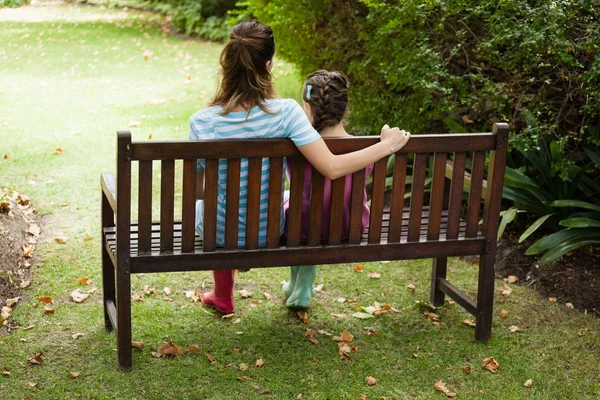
495,229,600,316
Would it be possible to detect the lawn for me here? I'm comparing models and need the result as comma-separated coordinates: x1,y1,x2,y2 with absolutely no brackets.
0,3,599,399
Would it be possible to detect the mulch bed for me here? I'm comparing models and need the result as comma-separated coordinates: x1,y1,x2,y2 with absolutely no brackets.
495,230,600,316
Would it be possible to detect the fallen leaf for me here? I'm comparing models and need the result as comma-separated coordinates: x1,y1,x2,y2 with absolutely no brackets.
367,272,381,279
27,352,44,365
43,306,54,314
38,296,53,304
238,289,253,299
131,341,144,349
340,332,354,342
28,381,39,387
54,237,67,244
83,236,93,242
70,289,90,303
250,300,259,308
499,309,509,319
237,375,250,382
23,242,34,258
188,344,200,352
184,290,201,302
412,353,419,358
297,311,309,323
19,280,31,289
157,341,183,356
500,284,513,296
255,358,264,368
164,287,173,296
353,264,364,272
407,283,416,292
481,357,500,373
507,275,518,283
524,378,533,387
239,363,248,371
143,285,155,295
27,224,40,237
565,302,574,309
373,309,389,316
262,291,272,300
549,297,557,302
463,365,472,374
72,333,84,339
338,343,352,360
221,313,236,319
461,114,474,124
151,352,162,358
330,313,346,318
304,329,319,345
6,297,19,307
69,372,80,378
1,370,10,376
359,395,369,400
205,353,217,364
314,284,324,292
77,277,91,285
233,318,241,324
54,147,62,154
365,376,378,386
463,319,476,327
434,380,457,397
508,325,522,333
352,312,375,319
335,297,346,303
132,293,144,302
424,312,440,322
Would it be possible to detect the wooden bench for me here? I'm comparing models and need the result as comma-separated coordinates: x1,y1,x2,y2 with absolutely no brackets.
101,123,508,370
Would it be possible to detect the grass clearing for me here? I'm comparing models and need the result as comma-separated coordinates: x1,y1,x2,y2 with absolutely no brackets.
1,4,599,399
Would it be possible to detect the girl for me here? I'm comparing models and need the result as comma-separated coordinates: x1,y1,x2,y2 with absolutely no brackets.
190,21,410,314
283,70,373,308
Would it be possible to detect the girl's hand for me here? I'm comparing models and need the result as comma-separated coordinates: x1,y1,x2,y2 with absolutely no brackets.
380,124,411,153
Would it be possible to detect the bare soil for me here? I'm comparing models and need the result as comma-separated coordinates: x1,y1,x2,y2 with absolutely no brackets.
495,229,600,316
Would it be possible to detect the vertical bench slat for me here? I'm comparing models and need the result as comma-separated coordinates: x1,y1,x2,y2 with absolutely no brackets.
408,153,428,242
388,154,408,243
447,152,467,239
308,169,325,246
160,160,175,253
267,157,284,248
245,157,262,250
181,160,197,253
225,158,241,249
466,151,486,238
368,158,387,244
286,157,305,247
137,160,152,254
348,169,366,244
328,177,345,245
427,153,448,240
203,159,219,252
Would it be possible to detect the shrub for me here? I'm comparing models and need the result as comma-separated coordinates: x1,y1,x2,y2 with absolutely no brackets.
1,0,30,6
241,0,600,154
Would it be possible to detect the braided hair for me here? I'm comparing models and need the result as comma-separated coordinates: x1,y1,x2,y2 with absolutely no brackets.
303,70,350,132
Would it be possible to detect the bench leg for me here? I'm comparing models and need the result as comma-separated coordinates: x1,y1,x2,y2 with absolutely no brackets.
475,254,495,342
430,257,447,307
116,262,132,371
102,244,116,331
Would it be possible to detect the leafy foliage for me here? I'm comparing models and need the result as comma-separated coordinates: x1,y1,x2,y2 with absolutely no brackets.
0,0,30,6
240,0,600,150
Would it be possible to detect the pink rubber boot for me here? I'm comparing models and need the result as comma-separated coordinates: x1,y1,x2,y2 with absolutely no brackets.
201,270,235,313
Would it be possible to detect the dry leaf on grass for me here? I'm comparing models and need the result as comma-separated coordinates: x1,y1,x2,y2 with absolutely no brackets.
83,236,93,242
38,296,53,304
185,290,201,302
131,341,144,349
221,313,235,319
463,319,476,327
524,379,533,387
481,357,500,373
69,372,80,378
367,272,381,279
463,365,472,374
78,277,91,285
565,302,574,309
508,325,522,333
304,330,319,345
500,284,513,296
54,147,62,154
54,237,67,244
70,289,90,303
407,284,416,291
434,380,457,397
262,292,272,300
549,297,558,302
335,297,346,303
499,309,509,319
506,275,518,283
188,344,200,352
205,353,217,364
255,358,264,368
297,311,309,323
338,343,352,360
164,287,173,296
238,289,253,299
359,395,369,400
43,306,54,314
424,312,440,323
1,370,11,376
340,332,354,342
239,363,248,371
157,341,183,356
28,381,39,387
72,333,84,339
27,352,44,366
353,264,364,272
314,284,324,292
365,376,378,386
6,297,19,307
250,300,259,308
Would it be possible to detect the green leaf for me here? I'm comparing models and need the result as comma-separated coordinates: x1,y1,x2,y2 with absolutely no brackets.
550,200,600,213
539,240,600,265
559,218,600,228
498,207,518,240
526,228,600,255
584,148,600,168
518,214,554,243
443,117,467,133
352,312,375,319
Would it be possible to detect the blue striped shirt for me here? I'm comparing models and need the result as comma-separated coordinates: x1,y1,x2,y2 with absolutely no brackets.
190,99,321,247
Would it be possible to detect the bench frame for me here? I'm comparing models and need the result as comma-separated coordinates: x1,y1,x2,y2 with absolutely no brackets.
101,123,508,370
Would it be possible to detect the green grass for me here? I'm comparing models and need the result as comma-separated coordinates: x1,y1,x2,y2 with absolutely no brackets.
1,4,600,399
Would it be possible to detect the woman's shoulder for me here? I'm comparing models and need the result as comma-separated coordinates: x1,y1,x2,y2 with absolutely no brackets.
190,106,219,123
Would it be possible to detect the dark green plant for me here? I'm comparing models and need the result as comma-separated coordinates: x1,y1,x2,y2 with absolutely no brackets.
1,0,29,6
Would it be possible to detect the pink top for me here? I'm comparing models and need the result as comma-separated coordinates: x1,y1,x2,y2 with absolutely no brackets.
284,162,374,242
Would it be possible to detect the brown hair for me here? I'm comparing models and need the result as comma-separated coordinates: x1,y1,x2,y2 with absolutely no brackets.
303,70,350,132
209,21,277,115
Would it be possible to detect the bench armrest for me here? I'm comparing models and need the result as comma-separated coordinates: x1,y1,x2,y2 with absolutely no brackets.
101,172,117,214
445,160,488,201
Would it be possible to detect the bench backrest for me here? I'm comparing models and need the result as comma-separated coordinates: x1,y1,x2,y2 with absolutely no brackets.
115,123,508,256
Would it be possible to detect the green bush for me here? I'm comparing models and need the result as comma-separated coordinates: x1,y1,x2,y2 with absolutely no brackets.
65,0,237,40
241,0,600,153
0,0,29,6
